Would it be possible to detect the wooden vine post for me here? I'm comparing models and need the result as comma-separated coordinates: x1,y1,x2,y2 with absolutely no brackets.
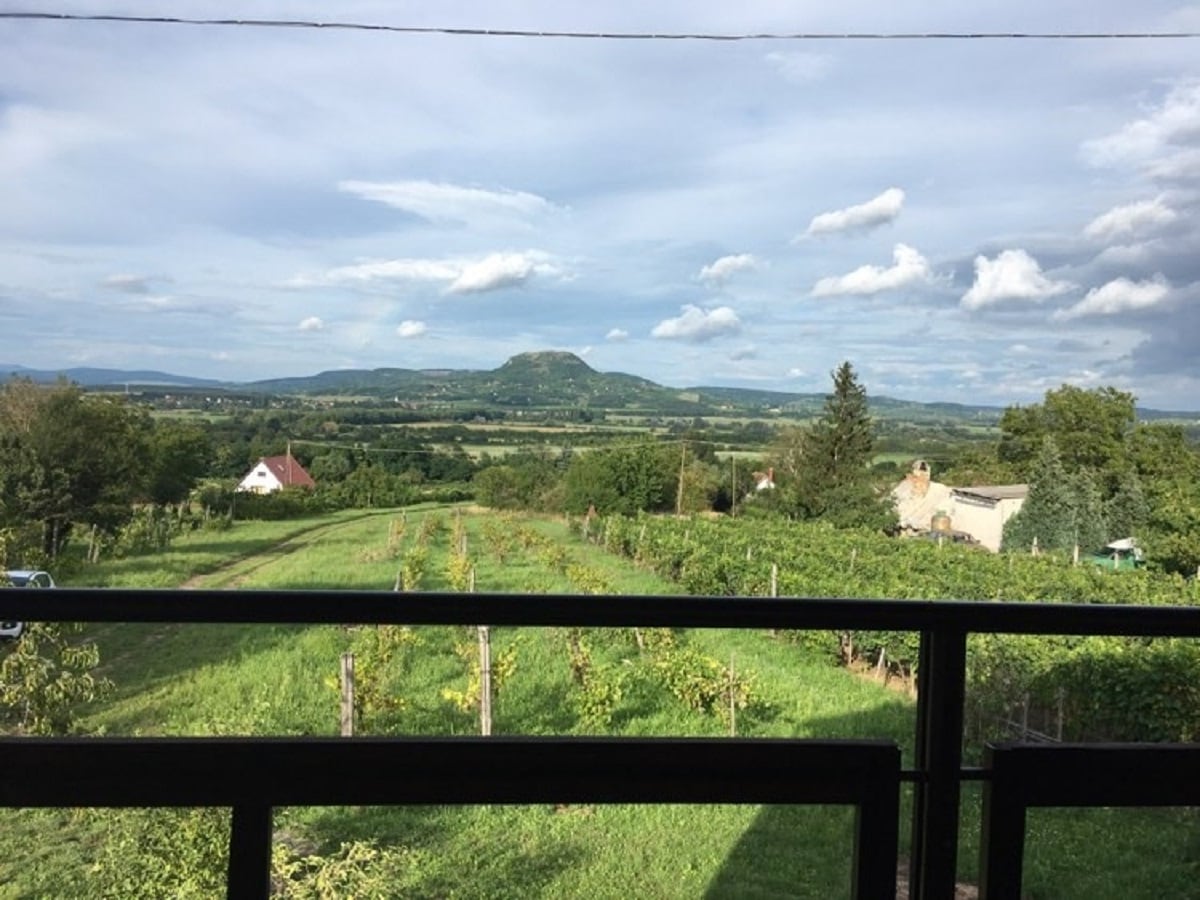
474,568,492,737
340,652,355,737
728,653,737,737
478,625,492,736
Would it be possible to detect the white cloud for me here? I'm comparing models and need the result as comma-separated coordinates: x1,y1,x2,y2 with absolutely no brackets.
395,320,427,338
298,316,325,331
1146,148,1200,181
101,274,152,294
1083,197,1178,240
1052,276,1171,321
290,251,559,295
605,328,629,341
787,367,806,378
651,305,741,342
812,244,931,296
765,51,832,84
960,249,1074,310
447,251,557,294
338,179,559,227
1082,81,1200,168
699,253,758,285
803,188,905,237
290,258,458,288
1095,242,1158,265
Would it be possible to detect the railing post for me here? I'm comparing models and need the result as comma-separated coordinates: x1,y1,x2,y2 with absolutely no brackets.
851,762,901,900
909,626,967,900
978,745,1026,900
227,803,273,900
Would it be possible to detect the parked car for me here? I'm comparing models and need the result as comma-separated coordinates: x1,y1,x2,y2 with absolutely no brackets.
0,569,56,640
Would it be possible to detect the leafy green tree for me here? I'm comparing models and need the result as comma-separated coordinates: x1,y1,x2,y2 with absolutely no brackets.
563,439,676,515
939,446,1019,488
998,385,1135,483
1119,423,1200,573
144,422,212,505
0,618,110,735
0,381,152,556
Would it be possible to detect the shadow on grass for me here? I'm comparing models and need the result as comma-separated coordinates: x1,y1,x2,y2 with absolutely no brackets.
704,699,916,900
293,804,587,897
84,622,327,734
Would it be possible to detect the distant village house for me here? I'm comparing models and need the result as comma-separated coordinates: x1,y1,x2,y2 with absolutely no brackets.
891,460,1027,552
236,452,316,494
753,467,776,492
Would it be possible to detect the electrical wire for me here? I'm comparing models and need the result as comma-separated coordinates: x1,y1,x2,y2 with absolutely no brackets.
2,12,1198,41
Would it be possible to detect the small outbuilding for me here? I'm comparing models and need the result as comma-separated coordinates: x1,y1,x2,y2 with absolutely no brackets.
947,484,1028,552
891,460,1028,552
236,452,316,494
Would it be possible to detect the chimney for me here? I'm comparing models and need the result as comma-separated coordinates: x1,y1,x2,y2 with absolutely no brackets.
907,460,931,498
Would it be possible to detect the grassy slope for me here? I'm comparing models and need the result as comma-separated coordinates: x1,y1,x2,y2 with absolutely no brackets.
1,507,1196,898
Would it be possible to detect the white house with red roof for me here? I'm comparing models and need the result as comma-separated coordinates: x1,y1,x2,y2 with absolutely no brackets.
236,452,316,494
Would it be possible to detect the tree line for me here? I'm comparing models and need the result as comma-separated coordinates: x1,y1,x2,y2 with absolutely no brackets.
2,365,1198,576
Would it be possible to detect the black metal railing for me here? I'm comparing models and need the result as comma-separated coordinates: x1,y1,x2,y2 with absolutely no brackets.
2,588,1200,900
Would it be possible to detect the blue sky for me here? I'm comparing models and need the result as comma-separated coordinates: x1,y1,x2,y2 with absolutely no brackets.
2,2,1199,408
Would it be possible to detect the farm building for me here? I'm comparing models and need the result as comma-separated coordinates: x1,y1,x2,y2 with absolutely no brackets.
891,460,1027,552
236,452,316,494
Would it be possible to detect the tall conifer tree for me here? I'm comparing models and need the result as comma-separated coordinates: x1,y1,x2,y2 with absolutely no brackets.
776,362,894,530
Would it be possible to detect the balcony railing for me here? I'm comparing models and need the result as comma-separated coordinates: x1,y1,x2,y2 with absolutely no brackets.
3,588,1200,900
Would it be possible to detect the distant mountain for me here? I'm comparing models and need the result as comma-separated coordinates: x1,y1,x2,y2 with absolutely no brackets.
0,364,227,389
5,352,1197,422
248,350,703,412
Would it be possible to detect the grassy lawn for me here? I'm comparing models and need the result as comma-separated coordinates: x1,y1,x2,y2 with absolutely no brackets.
1,506,1196,898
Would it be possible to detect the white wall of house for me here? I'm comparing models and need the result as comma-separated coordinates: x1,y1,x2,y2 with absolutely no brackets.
237,462,284,494
949,494,1025,552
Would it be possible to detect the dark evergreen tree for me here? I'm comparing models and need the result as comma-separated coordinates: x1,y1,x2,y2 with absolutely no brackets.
1002,438,1109,553
772,362,894,530
1067,470,1108,553
1105,470,1150,542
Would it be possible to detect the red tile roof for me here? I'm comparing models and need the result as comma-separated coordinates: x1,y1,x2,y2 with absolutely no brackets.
261,454,316,488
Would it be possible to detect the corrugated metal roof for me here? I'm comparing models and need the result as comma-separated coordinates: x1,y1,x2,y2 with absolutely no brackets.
952,484,1028,502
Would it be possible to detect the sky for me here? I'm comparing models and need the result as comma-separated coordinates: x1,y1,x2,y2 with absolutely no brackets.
2,2,1199,409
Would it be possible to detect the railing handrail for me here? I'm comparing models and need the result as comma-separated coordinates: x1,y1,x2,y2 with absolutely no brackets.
0,736,902,900
5,588,1200,635
5,587,1199,900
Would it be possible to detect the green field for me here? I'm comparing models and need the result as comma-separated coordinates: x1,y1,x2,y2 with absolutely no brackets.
1,508,1196,898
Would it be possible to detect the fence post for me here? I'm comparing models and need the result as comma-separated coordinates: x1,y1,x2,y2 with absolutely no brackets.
478,625,492,737
340,653,355,737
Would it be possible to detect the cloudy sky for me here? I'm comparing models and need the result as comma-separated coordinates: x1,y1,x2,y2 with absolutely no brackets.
2,2,1199,408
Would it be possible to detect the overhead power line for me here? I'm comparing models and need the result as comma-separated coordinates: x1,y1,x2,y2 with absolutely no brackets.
2,12,1198,41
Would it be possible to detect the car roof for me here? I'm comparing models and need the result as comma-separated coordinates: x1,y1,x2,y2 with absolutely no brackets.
3,569,52,579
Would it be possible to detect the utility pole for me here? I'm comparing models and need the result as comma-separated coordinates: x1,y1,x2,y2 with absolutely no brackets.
731,456,737,517
676,442,686,516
